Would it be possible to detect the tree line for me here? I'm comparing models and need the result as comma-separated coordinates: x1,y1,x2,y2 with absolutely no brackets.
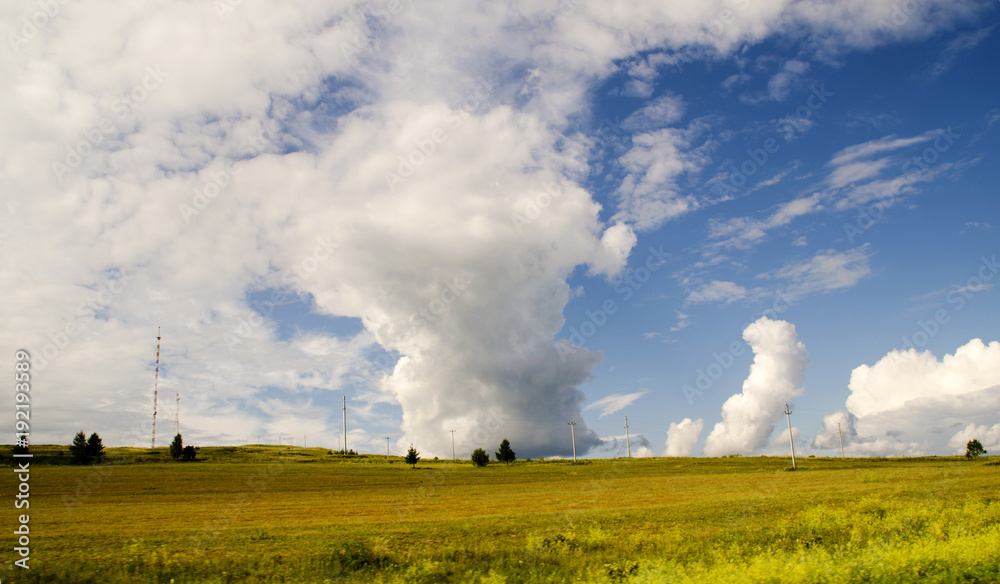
403,438,517,468
66,431,197,464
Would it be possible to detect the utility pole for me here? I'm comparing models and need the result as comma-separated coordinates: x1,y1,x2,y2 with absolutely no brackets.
385,437,390,461
151,327,161,448
343,396,347,454
568,422,577,462
449,429,456,461
624,416,631,458
838,423,845,458
784,404,796,470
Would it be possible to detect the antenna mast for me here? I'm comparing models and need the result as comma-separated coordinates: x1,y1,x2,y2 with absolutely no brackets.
343,396,347,454
151,327,161,448
175,393,180,435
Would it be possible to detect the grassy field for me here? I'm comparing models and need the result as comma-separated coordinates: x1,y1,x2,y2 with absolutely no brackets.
2,445,998,583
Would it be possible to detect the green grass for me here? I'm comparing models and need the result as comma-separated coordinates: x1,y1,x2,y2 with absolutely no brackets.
1,446,998,583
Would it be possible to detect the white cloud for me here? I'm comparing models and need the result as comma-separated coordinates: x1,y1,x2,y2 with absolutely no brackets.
817,339,1000,456
947,422,1000,454
703,317,809,456
585,390,650,418
708,194,823,250
685,280,752,305
847,339,1000,418
812,408,857,450
664,418,703,456
589,222,638,277
613,123,714,231
670,310,692,332
622,93,686,131
761,246,872,298
767,59,810,102
827,159,891,189
829,134,933,167
687,247,871,309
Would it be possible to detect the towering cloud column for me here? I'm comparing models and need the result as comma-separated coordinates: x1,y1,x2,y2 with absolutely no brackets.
703,317,809,457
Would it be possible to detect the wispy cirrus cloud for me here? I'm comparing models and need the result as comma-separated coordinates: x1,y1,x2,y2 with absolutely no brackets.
585,390,651,418
703,130,960,253
920,26,995,81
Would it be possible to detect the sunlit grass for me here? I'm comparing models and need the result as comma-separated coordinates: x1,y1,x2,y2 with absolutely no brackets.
1,446,997,583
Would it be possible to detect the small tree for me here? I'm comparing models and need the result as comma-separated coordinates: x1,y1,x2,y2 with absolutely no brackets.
170,434,184,460
471,448,489,467
70,431,90,465
966,439,988,459
404,444,420,468
182,445,197,461
495,438,516,465
87,432,105,462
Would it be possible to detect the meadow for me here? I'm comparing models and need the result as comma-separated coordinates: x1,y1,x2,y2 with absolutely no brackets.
2,445,998,583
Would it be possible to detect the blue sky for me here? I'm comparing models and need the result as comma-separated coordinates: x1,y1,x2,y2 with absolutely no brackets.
2,1,998,459
560,26,1000,455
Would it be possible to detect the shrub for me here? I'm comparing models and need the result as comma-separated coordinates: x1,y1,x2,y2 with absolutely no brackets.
471,448,489,467
182,445,197,461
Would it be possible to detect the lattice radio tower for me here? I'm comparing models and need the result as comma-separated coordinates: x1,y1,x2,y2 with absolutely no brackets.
151,327,162,448
175,393,180,435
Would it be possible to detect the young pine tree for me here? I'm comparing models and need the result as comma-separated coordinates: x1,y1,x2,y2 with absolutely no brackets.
495,438,516,465
70,431,90,465
86,432,105,462
170,434,184,460
404,444,420,468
